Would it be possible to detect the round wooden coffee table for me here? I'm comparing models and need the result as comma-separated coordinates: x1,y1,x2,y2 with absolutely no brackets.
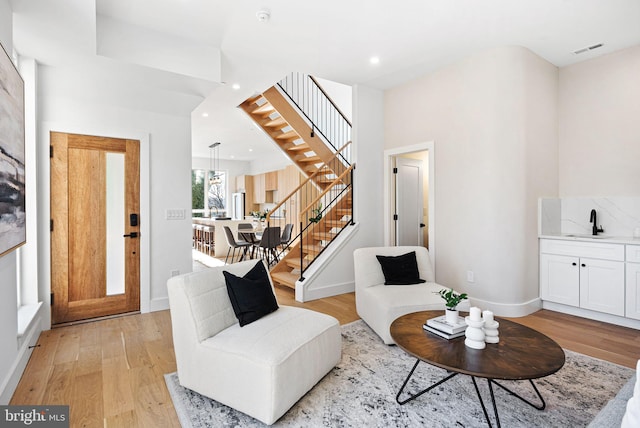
390,311,565,427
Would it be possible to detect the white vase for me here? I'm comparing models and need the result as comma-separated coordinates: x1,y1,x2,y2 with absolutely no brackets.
445,308,459,324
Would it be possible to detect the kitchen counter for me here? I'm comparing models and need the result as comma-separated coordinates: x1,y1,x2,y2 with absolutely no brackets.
539,234,640,245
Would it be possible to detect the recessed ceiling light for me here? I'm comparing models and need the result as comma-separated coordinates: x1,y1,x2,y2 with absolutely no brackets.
249,148,253,152
232,83,240,90
230,155,235,159
202,112,209,117
369,56,380,65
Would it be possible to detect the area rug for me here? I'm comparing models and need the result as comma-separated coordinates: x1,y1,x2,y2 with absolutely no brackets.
165,320,634,427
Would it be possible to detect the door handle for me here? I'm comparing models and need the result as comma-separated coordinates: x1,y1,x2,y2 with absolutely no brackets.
419,223,426,228
123,232,139,238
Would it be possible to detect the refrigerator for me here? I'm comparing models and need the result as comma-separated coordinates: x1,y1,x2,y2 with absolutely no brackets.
231,192,246,220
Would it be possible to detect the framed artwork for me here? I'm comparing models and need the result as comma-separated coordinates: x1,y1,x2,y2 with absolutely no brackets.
0,41,26,257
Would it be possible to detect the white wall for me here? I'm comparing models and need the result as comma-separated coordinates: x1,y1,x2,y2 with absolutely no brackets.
248,152,292,175
314,76,352,123
384,46,558,314
0,0,20,403
559,45,640,197
298,84,384,300
37,72,194,317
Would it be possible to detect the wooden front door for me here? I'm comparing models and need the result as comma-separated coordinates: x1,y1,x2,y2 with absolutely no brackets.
50,132,140,324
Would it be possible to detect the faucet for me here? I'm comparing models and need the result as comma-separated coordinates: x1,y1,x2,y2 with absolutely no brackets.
590,209,604,236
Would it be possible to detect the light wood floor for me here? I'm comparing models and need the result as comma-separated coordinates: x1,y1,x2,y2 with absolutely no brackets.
11,285,640,427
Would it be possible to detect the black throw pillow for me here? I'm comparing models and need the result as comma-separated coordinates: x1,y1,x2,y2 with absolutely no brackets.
223,261,279,327
375,251,426,285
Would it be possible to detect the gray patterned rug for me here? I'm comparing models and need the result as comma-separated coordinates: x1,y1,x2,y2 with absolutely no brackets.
165,320,634,427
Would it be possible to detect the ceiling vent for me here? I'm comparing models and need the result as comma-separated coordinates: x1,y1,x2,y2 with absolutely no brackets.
573,43,604,55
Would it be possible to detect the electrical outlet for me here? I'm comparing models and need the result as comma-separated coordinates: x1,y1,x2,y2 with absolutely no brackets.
466,270,475,283
171,269,180,277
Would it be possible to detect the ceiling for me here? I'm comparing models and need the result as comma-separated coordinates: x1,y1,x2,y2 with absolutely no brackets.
10,0,640,161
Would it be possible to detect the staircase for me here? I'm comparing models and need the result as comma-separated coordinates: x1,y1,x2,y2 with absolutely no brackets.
238,73,354,290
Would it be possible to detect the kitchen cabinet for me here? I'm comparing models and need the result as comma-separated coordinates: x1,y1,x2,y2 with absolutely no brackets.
236,175,251,192
579,258,624,316
540,254,579,307
265,171,278,191
626,245,640,320
252,173,273,204
539,239,625,316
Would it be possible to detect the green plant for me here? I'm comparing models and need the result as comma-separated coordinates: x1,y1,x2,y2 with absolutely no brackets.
309,203,323,223
250,210,269,220
438,288,468,310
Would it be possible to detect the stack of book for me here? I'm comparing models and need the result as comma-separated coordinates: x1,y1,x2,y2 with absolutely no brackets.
423,315,467,339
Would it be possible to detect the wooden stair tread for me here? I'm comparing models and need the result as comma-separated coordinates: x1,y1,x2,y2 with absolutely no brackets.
271,271,298,288
282,142,310,151
264,117,287,128
297,155,321,163
313,231,336,240
285,258,310,269
276,130,299,140
245,94,263,104
251,102,275,115
302,244,324,255
324,219,348,227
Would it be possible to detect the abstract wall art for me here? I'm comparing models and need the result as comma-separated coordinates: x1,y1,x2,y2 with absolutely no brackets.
0,42,26,257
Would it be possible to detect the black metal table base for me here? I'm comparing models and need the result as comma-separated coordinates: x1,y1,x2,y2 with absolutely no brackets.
396,359,547,428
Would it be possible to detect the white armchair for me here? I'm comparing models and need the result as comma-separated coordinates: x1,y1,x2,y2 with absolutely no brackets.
354,246,469,344
167,259,341,425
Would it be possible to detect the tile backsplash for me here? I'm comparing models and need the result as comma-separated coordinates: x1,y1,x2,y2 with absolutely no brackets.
540,197,640,237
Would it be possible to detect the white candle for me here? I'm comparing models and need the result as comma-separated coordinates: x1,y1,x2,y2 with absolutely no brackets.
470,307,481,321
483,310,494,323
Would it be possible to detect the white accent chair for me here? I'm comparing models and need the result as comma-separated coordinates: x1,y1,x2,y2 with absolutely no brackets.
167,259,342,425
354,246,469,345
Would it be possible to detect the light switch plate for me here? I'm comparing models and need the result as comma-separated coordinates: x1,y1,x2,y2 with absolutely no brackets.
166,209,185,220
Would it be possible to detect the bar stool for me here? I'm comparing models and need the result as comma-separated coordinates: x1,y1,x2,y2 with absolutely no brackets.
201,226,215,256
192,224,198,249
194,224,205,252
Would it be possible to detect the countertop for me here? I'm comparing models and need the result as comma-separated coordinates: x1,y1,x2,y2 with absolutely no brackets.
540,234,640,245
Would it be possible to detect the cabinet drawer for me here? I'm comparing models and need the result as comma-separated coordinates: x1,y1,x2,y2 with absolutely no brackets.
540,239,624,261
627,245,640,263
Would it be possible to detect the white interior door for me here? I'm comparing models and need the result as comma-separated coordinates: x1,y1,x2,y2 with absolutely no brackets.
395,157,424,246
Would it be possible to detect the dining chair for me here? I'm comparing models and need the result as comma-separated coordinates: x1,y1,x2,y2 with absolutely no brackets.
238,223,257,258
255,226,281,266
280,223,294,250
223,226,252,264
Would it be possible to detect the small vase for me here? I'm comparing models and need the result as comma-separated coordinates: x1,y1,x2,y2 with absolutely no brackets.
445,308,459,324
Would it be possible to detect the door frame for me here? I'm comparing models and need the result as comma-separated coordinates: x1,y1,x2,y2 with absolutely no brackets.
383,141,435,268
40,122,150,329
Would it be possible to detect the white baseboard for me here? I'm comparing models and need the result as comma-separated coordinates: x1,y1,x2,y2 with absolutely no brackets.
469,297,542,318
542,301,640,329
0,307,44,404
294,223,359,302
149,297,170,312
299,281,355,302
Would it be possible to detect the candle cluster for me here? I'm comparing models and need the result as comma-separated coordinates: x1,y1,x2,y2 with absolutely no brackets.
464,307,499,348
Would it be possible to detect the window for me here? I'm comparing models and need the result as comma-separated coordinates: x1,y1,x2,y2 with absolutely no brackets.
192,169,227,217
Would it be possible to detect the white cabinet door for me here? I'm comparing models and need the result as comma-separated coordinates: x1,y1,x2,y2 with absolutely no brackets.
626,263,640,320
540,254,579,306
579,258,625,316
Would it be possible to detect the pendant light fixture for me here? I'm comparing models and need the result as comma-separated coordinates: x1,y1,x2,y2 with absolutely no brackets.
209,142,222,185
